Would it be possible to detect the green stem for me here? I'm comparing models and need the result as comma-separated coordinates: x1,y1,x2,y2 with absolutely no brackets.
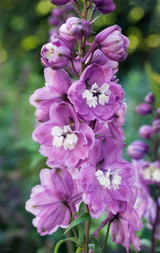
82,205,90,253
154,133,159,160
74,0,82,17
65,231,75,253
80,36,86,74
83,0,88,19
100,221,111,253
69,58,80,77
72,227,79,241
84,49,95,68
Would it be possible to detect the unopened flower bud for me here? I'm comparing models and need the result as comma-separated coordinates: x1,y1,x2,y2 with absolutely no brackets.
51,8,64,17
95,25,129,62
139,125,154,139
48,16,61,27
156,108,160,118
136,103,152,116
144,92,155,103
60,17,90,40
94,0,116,14
41,36,71,69
127,140,149,160
152,119,160,132
50,0,71,6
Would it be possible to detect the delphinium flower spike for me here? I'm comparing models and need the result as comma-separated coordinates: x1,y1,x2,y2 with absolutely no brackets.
26,0,143,252
127,92,160,253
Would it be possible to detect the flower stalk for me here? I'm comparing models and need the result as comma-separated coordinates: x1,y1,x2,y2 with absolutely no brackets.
100,221,111,253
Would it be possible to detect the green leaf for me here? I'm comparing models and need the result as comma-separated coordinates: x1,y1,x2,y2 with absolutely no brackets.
78,201,85,216
54,237,77,253
78,225,84,244
64,213,91,235
89,237,99,253
141,238,151,248
75,247,82,253
156,246,160,252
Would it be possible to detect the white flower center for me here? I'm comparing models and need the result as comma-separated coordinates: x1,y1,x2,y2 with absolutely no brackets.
45,44,56,60
51,125,78,151
82,82,111,108
143,165,160,182
95,168,121,190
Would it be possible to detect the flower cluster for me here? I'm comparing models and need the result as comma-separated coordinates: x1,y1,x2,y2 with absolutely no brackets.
127,92,160,251
26,0,142,252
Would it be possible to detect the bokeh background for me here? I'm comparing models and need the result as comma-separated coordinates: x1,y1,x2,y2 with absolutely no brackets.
0,0,160,252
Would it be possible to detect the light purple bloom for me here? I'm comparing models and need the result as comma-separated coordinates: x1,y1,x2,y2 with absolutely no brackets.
25,167,82,235
132,159,152,218
85,49,119,79
111,205,142,253
142,161,160,185
41,35,72,69
145,198,160,240
33,102,95,167
132,159,160,185
60,17,90,40
93,193,143,253
30,67,71,122
68,64,124,121
107,102,126,140
78,138,134,218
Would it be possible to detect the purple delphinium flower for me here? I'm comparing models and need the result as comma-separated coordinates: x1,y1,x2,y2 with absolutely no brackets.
108,102,126,139
60,17,90,40
132,159,160,187
139,125,154,139
157,108,160,117
85,49,119,79
94,0,116,14
78,137,134,218
25,167,82,235
68,64,124,121
136,103,153,115
152,118,160,132
95,25,129,62
111,203,142,253
141,161,160,185
30,67,71,122
145,198,160,240
144,92,155,104
33,102,95,167
93,193,143,253
50,0,71,6
127,140,149,160
41,35,72,69
132,159,152,218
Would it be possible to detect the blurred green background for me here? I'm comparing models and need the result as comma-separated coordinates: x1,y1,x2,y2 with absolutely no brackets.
0,0,160,252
